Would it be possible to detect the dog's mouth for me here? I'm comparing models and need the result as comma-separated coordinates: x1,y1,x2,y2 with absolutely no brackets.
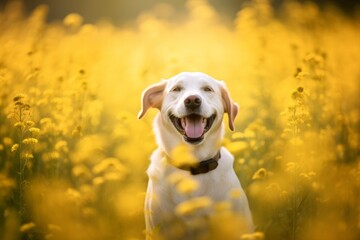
169,113,216,144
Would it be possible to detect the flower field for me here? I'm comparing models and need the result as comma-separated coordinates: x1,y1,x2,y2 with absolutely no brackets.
0,0,359,239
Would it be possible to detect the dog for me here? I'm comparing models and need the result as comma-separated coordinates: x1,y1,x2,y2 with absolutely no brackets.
138,72,253,239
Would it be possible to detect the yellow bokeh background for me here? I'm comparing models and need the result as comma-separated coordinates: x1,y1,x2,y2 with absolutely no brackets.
0,0,359,239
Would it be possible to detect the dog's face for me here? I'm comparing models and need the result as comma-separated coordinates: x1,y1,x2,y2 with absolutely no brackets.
162,75,225,144
138,72,238,145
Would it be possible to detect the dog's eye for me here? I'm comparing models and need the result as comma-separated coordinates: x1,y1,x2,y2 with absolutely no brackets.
171,86,182,92
203,86,213,92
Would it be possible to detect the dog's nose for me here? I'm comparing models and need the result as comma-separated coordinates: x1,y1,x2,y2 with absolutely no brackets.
184,95,202,109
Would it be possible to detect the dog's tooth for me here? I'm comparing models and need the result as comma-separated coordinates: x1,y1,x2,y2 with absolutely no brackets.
201,117,207,127
181,118,186,128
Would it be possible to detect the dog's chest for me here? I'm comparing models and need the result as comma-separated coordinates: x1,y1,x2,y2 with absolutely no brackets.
174,175,229,201
148,148,241,210
164,166,240,208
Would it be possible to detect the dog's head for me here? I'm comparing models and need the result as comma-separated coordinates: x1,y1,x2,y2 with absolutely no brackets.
138,72,238,145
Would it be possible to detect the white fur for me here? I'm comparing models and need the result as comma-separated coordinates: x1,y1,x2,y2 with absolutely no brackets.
139,72,253,238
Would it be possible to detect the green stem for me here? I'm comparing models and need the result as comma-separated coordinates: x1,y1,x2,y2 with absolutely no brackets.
292,104,297,240
18,108,23,219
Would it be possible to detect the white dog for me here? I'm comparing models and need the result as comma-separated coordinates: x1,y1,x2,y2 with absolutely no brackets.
139,72,253,239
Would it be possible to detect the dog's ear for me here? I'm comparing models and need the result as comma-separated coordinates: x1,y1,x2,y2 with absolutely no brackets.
220,82,239,131
138,81,167,119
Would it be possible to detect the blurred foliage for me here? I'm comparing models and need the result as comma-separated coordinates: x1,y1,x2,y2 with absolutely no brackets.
0,0,359,239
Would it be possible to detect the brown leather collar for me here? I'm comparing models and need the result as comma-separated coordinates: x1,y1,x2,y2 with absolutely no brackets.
170,151,221,175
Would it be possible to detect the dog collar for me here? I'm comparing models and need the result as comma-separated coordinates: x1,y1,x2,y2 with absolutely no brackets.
169,151,221,175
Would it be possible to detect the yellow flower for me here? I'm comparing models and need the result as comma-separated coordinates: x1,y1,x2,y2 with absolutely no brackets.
92,158,127,175
66,188,82,201
176,177,199,195
72,126,82,137
214,201,232,212
241,232,265,240
0,174,15,188
40,118,52,125
285,162,298,173
252,168,267,180
11,144,19,152
25,121,35,127
244,129,256,138
167,172,186,185
226,141,247,154
36,98,48,106
265,183,281,192
48,151,60,160
231,132,245,139
63,13,83,28
23,153,34,159
3,137,13,146
22,138,38,145
55,140,68,152
13,94,26,102
48,224,62,232
93,177,105,186
20,222,36,232
170,144,197,168
238,158,246,165
229,189,243,199
72,164,91,178
167,172,199,195
175,197,212,217
29,127,40,135
14,122,25,129
104,172,124,181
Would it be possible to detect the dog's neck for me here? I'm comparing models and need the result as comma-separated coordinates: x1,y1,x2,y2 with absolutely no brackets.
153,114,224,161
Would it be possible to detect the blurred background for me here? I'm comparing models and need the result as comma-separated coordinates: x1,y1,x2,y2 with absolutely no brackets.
0,0,359,24
0,0,359,240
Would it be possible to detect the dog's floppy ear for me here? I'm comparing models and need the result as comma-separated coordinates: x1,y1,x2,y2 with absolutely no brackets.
138,81,167,119
220,82,239,131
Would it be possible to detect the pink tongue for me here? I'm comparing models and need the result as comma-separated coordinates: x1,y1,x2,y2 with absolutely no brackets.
184,116,205,138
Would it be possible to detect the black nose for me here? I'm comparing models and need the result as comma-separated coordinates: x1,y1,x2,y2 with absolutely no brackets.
184,95,202,109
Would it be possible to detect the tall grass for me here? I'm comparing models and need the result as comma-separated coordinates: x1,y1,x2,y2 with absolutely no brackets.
0,0,359,239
